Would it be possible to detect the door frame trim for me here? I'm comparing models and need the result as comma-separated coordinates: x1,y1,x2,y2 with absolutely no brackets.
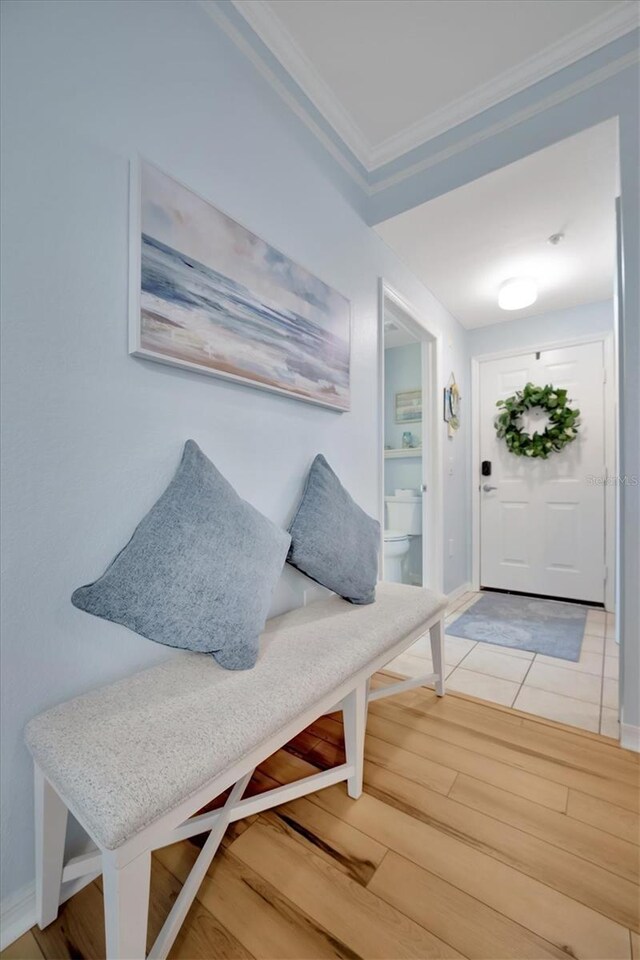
378,279,443,593
471,332,617,611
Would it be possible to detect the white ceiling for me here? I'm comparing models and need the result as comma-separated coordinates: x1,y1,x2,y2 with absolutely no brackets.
232,0,638,169
375,120,618,329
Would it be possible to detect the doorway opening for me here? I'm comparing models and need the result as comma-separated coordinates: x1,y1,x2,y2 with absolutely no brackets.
379,282,442,596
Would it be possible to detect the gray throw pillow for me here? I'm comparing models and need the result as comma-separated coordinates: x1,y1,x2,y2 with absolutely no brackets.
287,454,380,604
72,440,290,670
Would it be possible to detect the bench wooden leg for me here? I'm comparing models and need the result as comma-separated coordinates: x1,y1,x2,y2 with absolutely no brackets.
103,850,151,960
343,681,367,799
34,765,68,929
430,617,446,696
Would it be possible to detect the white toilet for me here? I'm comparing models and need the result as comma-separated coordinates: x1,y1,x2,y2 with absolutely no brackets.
383,529,410,582
383,494,422,583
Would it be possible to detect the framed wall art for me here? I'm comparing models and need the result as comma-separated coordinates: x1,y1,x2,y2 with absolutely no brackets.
129,159,351,411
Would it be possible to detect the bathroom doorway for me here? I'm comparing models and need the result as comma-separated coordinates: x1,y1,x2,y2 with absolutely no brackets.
379,281,442,594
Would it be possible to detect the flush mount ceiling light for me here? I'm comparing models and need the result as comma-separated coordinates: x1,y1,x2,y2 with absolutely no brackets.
498,277,538,311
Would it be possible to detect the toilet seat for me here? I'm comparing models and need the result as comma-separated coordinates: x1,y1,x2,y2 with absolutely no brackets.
384,529,408,542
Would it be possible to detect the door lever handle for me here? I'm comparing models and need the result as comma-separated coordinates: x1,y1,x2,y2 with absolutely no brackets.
483,484,498,492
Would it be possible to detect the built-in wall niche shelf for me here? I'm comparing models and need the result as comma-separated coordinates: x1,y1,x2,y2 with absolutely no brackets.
384,448,422,459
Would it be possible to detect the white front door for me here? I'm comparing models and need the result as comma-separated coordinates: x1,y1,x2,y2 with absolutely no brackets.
479,341,606,603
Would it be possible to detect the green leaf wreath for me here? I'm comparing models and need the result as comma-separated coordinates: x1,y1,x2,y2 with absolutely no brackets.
495,382,580,459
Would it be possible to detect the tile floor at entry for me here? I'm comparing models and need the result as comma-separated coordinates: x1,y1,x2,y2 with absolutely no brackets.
386,591,619,736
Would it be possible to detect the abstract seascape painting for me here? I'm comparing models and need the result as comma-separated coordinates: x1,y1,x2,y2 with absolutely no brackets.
129,161,350,411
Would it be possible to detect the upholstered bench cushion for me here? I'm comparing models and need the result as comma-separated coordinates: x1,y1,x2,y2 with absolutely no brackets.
25,581,446,851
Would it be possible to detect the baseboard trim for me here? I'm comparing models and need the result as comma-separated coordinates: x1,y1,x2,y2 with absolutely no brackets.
447,582,472,604
620,722,640,753
0,871,98,951
0,882,36,951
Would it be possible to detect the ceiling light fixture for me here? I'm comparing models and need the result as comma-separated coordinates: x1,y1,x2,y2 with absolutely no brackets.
498,277,538,311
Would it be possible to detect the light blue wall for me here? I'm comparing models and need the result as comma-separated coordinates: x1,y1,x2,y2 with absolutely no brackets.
468,300,614,357
0,0,470,904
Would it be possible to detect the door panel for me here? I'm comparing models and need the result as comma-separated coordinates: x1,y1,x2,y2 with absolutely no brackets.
479,342,605,603
544,501,579,571
499,500,529,567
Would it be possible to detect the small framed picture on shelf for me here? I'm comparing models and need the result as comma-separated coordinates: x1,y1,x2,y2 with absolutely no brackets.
395,389,421,423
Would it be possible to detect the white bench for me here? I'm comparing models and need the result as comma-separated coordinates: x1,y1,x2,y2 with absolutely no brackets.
25,581,447,960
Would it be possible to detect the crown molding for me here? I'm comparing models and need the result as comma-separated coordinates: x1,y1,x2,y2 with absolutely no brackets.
229,0,638,173
368,1,640,168
202,0,638,197
231,0,371,164
370,47,639,196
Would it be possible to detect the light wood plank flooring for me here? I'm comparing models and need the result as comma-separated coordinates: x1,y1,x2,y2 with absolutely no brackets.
5,679,639,960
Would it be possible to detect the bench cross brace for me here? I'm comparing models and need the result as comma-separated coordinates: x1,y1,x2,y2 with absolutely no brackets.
147,769,253,960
